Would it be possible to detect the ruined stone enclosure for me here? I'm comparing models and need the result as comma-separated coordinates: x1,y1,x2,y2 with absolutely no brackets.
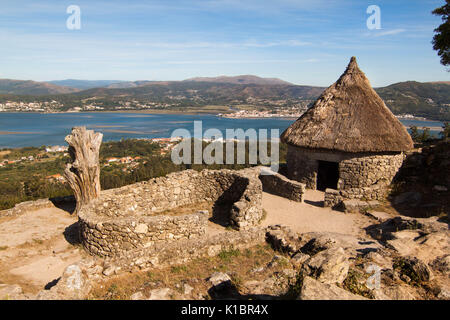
78,168,263,258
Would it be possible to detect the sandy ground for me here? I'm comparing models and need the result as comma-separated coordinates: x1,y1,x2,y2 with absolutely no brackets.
0,207,84,293
261,190,373,237
206,190,374,238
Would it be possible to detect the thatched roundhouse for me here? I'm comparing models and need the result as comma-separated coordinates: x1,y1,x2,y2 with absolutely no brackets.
280,57,414,204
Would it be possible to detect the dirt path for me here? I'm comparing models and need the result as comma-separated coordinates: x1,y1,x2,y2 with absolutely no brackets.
0,207,84,293
261,191,373,237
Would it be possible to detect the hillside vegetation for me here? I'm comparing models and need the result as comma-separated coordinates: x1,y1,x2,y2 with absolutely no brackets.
0,78,449,121
0,139,287,210
376,81,450,120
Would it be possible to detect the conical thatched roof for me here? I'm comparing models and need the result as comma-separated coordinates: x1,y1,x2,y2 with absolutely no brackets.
281,57,414,153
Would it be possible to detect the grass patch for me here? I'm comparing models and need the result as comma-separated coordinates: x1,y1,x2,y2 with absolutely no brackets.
88,243,280,300
157,201,214,217
393,257,424,286
341,268,374,299
0,246,8,251
282,272,304,300
171,265,188,274
229,273,244,291
218,247,241,262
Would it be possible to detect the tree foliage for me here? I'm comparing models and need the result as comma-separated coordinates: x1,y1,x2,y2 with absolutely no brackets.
441,122,450,140
409,126,432,143
432,0,450,67
0,139,287,210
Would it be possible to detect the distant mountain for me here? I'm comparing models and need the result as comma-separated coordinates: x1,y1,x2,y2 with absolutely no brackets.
0,79,79,95
1,76,449,121
427,81,450,85
47,79,126,90
74,81,324,101
69,80,450,121
184,75,293,86
105,81,158,89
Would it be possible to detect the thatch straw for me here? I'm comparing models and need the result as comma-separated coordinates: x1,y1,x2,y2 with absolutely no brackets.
281,57,414,153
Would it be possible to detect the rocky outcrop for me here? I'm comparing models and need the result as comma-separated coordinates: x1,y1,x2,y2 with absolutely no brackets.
393,256,434,283
265,225,304,255
35,261,93,300
397,141,450,190
367,215,448,240
301,247,350,285
298,277,367,300
264,219,450,301
0,284,32,300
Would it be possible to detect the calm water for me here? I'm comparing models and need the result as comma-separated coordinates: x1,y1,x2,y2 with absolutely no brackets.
0,112,444,148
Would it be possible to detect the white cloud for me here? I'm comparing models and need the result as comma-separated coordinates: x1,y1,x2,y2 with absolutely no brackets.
165,58,319,65
373,29,406,37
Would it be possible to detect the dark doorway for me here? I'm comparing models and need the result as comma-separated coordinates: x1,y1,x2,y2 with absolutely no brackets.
317,161,339,191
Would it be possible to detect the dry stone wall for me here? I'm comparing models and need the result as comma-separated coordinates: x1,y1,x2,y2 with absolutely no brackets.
286,146,318,189
78,168,263,258
107,227,266,270
338,153,405,190
79,211,209,257
287,145,405,202
324,189,343,208
259,168,306,202
0,198,55,217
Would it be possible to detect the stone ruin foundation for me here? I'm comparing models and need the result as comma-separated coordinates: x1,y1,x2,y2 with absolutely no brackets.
78,168,264,260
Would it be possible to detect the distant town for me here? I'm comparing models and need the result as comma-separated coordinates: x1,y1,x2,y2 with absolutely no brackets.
218,106,307,119
0,99,444,123
0,100,178,113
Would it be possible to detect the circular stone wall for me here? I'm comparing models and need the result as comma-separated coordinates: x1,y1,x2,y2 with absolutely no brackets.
78,168,263,257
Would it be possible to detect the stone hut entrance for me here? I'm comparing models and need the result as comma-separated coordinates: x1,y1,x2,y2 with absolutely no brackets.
317,161,339,191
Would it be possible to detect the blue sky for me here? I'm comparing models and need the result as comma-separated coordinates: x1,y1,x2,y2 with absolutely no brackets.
0,0,449,86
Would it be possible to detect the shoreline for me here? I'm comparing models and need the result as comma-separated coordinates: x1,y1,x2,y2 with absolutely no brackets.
0,110,447,123
0,131,37,135
0,109,225,116
406,125,443,132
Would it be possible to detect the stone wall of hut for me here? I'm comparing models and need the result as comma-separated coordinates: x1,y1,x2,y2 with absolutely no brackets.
286,145,405,200
338,153,405,190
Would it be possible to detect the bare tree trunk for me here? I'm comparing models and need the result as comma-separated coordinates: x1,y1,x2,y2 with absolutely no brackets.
64,127,103,214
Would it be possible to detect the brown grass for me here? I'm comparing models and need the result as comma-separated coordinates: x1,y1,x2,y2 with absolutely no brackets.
88,244,290,300
156,201,214,217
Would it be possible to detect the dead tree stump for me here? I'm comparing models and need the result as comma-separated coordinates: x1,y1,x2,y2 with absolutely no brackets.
64,127,103,214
